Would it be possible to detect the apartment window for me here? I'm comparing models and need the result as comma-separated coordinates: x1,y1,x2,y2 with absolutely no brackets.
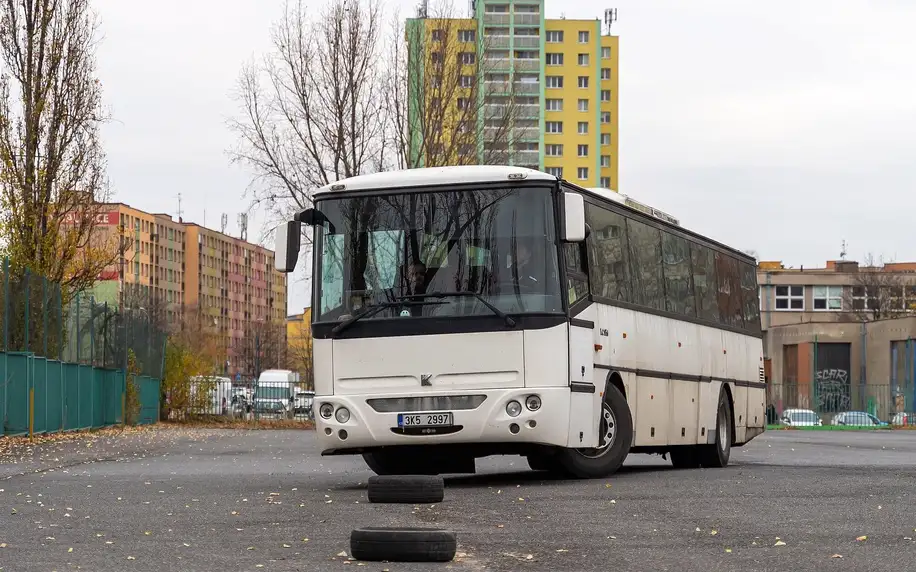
578,76,589,88
578,31,589,43
545,144,563,157
485,4,509,12
578,53,589,66
431,52,443,64
775,286,804,310
601,89,611,102
546,75,563,88
601,46,611,59
514,27,539,36
458,30,475,42
547,167,563,177
578,99,589,112
601,68,611,80
600,176,611,187
601,155,610,167
601,133,611,145
545,98,562,111
432,29,444,42
813,286,843,311
515,50,539,59
577,121,588,134
577,144,589,157
457,97,470,110
546,53,563,65
546,121,563,133
460,52,476,65
546,30,563,43
459,75,473,87
577,167,589,180
601,111,611,123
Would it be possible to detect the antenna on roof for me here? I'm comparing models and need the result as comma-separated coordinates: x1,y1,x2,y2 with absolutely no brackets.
417,0,428,17
840,239,847,261
221,213,228,234
604,8,618,35
176,193,183,220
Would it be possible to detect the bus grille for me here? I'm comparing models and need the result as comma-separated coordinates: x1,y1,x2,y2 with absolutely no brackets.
366,395,488,413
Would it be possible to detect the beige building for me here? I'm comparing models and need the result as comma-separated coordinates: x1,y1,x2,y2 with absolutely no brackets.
758,260,916,420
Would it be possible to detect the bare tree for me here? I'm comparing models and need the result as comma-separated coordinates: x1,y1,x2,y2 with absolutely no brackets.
227,0,387,227
385,1,519,169
0,0,116,299
842,253,916,321
237,319,287,378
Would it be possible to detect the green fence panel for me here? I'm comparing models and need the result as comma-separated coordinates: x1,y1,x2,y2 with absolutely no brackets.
137,375,159,425
0,353,6,436
104,370,121,425
91,368,103,428
45,360,63,432
4,353,30,436
33,356,47,435
78,364,92,430
63,362,81,431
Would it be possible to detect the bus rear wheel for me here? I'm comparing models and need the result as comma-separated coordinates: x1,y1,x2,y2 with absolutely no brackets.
556,383,633,479
698,390,732,468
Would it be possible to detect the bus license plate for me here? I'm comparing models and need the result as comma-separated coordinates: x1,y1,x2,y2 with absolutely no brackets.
397,412,453,427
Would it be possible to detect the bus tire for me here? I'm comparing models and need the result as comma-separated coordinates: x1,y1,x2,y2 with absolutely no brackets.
669,447,701,469
367,475,444,504
350,527,456,562
698,390,732,468
526,450,566,474
556,382,633,479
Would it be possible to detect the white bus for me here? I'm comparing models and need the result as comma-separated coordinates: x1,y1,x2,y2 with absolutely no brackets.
275,166,766,478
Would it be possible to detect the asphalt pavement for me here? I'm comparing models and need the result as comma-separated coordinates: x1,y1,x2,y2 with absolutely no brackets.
2,427,916,572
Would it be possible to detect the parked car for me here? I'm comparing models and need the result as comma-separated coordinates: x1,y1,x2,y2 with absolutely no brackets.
781,408,822,426
891,412,915,426
830,411,889,427
293,390,315,419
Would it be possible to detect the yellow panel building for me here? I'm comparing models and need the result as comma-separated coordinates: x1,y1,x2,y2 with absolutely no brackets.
407,0,620,190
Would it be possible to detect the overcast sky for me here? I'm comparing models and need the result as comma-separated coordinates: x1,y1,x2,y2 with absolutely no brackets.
93,0,916,314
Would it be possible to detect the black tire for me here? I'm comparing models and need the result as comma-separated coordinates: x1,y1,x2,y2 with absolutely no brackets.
669,446,701,469
526,453,553,472
556,382,633,479
367,475,445,504
350,527,457,562
698,389,732,468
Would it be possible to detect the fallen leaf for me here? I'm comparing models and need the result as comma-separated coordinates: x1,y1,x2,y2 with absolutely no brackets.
831,554,843,559
337,551,348,557
283,544,291,548
725,548,732,553
695,527,702,532
556,549,568,553
68,548,73,553
711,530,718,536
856,535,867,542
127,556,135,560
774,540,786,546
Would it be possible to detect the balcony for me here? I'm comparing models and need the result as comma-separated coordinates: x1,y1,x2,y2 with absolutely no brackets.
513,58,540,72
514,149,540,164
514,127,540,142
484,57,512,71
485,35,510,49
513,13,540,25
512,82,540,95
513,36,540,49
485,81,511,94
483,13,509,25
516,104,540,119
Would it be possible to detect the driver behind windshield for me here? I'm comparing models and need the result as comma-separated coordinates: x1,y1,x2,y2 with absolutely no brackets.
512,241,539,289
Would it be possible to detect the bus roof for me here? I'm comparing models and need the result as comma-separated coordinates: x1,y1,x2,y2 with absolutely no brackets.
313,165,556,196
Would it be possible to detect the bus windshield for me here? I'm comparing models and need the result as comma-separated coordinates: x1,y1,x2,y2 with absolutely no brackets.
314,186,563,322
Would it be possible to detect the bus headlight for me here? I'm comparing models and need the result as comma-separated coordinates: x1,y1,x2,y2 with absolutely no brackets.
335,407,351,423
319,403,334,419
525,395,541,411
506,400,522,417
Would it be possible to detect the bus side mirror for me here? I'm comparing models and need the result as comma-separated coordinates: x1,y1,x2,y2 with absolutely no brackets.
562,192,586,242
274,220,301,273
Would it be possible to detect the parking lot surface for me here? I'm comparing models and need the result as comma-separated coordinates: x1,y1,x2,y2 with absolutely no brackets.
2,428,916,571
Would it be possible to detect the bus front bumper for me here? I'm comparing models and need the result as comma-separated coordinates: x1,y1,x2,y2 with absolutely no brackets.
313,388,572,454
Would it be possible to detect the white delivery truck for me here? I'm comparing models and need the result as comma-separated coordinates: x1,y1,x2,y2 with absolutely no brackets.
253,369,300,419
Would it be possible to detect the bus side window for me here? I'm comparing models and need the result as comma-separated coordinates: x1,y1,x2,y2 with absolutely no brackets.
565,242,589,307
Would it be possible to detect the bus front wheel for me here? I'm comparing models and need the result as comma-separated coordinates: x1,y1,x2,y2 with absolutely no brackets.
557,383,633,479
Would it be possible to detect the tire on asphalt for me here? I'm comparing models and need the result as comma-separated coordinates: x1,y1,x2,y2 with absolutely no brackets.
668,446,701,469
556,382,633,479
367,475,445,504
350,527,457,562
698,389,732,468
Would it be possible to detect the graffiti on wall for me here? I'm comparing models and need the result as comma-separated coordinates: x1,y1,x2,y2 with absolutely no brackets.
815,368,851,413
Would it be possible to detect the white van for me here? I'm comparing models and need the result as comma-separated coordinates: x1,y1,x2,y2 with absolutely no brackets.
189,375,233,415
253,370,299,419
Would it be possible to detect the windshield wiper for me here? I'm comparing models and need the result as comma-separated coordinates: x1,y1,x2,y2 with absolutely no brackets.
399,291,516,328
331,299,447,336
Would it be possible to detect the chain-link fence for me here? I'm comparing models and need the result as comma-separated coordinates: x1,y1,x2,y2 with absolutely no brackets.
767,381,916,427
1,258,166,436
